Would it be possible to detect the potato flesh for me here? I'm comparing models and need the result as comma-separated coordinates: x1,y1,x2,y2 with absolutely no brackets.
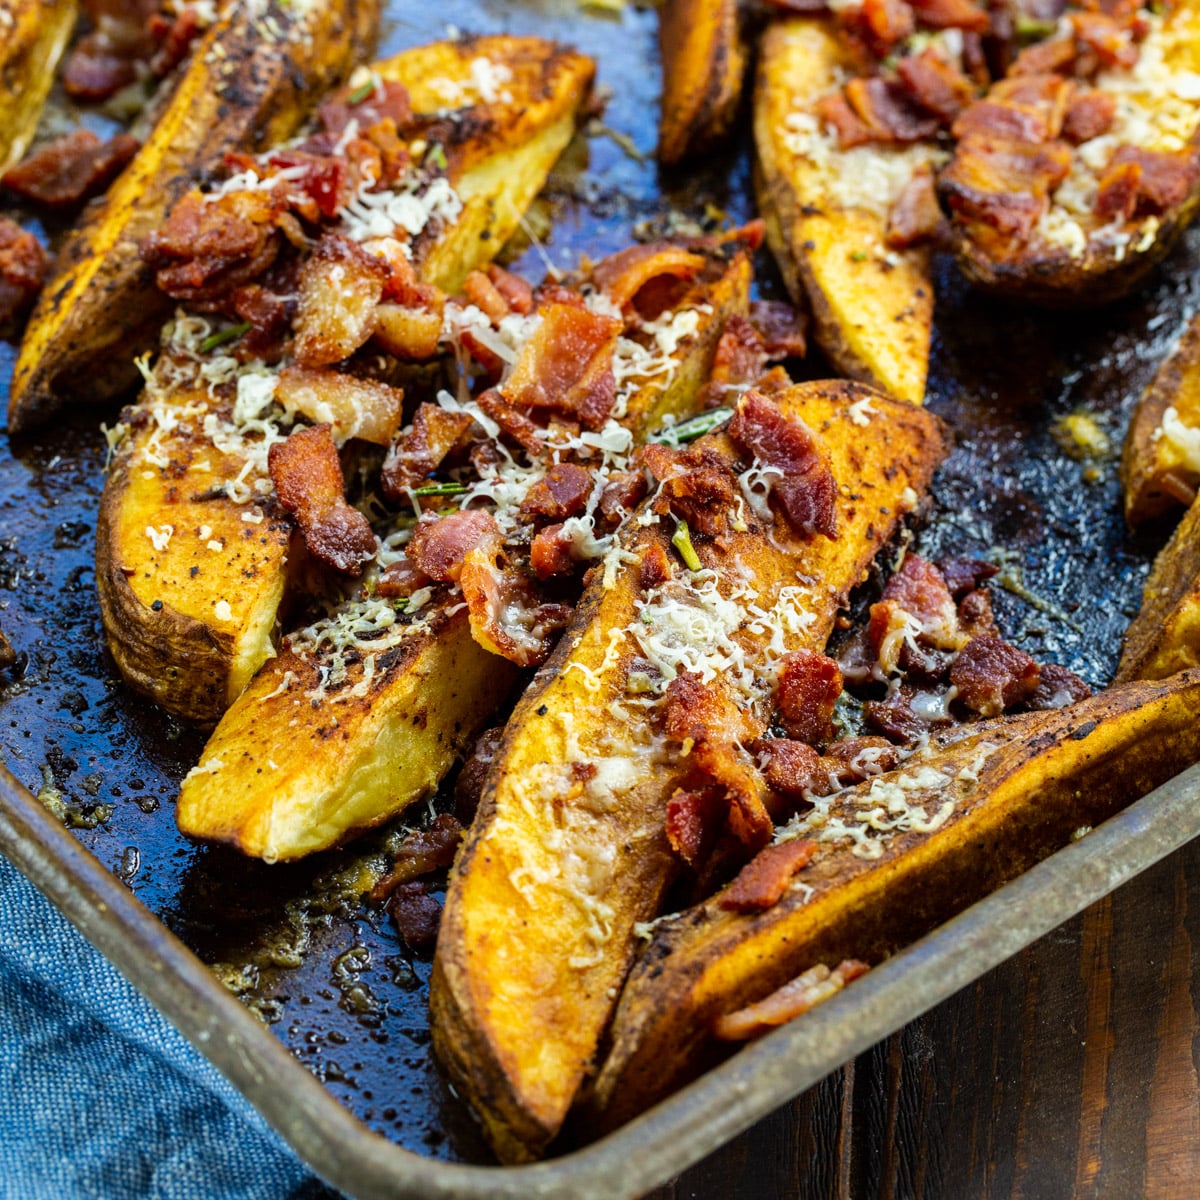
590,670,1200,1130
430,381,947,1163
753,19,933,405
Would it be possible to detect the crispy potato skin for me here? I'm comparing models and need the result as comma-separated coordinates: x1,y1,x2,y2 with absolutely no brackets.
589,671,1200,1129
8,0,382,433
0,0,78,172
430,381,947,1163
95,392,293,726
1122,314,1200,526
1117,496,1200,681
754,19,933,405
657,0,747,166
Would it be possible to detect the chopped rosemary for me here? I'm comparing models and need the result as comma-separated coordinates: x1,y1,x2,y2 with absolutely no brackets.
671,519,702,571
651,407,733,448
411,482,467,496
199,321,252,353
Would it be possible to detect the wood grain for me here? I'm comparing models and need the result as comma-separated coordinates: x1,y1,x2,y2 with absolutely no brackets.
643,834,1200,1200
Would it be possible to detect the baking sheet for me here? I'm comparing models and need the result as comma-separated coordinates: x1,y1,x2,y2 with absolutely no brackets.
2,0,1199,1175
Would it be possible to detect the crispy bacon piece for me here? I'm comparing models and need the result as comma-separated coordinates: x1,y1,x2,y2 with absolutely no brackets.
147,5,202,77
520,462,595,521
590,243,707,312
663,671,753,746
896,48,975,122
939,556,999,597
720,839,819,914
318,79,414,140
275,366,405,447
950,634,1041,716
3,130,139,210
230,281,295,359
876,554,962,652
293,234,387,367
748,300,808,359
388,882,443,952
1071,10,1139,69
1063,90,1116,144
0,217,47,329
956,587,999,640
886,164,944,249
268,424,376,575
142,189,282,307
487,263,534,314
1009,35,1077,78
907,0,989,30
530,524,578,580
1094,158,1142,220
844,77,941,144
463,269,511,322
64,20,148,101
700,314,771,406
666,786,727,869
407,510,501,584
822,736,903,785
381,403,474,499
775,650,843,746
727,390,838,539
1028,661,1091,709
371,814,464,900
475,388,545,455
502,303,621,429
713,960,871,1042
817,90,874,148
454,727,504,825
598,470,648,528
638,542,674,589
952,74,1075,144
1096,146,1199,219
859,0,916,57
753,738,833,807
375,557,431,600
862,684,932,742
641,443,738,539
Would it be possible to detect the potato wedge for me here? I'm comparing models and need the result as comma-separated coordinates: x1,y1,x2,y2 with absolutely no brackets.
175,246,752,857
430,381,947,1163
7,0,381,434
754,19,935,404
0,0,78,172
589,670,1200,1129
1116,493,1200,681
658,0,747,166
1122,314,1200,525
946,0,1200,306
95,37,595,725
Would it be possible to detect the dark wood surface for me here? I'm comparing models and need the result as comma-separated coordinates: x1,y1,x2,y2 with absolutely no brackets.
641,830,1200,1200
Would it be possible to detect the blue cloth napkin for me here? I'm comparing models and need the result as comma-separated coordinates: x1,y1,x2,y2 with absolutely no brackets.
0,851,339,1200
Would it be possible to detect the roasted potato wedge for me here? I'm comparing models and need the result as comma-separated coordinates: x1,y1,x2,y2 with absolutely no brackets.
0,0,78,172
1122,314,1200,525
7,0,382,434
658,0,747,166
1116,493,1200,681
95,37,595,726
430,381,947,1163
589,670,1200,1129
754,19,935,404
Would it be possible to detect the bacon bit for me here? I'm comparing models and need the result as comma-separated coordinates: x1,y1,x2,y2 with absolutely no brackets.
1028,662,1092,710
487,264,534,315
713,960,871,1042
502,303,622,429
530,524,578,580
0,217,47,330
476,388,545,455
639,542,675,589
817,90,875,149
878,554,962,651
236,148,351,220
407,510,501,584
1097,146,1199,218
1063,90,1116,144
863,684,937,742
598,470,648,528
1094,158,1142,220
147,5,202,77
956,588,999,640
753,738,833,806
318,79,414,140
663,671,753,746
3,130,139,210
1071,10,1139,69
64,30,142,101
748,300,808,359
520,462,595,521
231,282,294,359
388,882,442,952
822,736,904,785
907,0,989,30
590,242,707,312
666,786,727,868
375,557,432,600
727,390,838,539
142,189,282,307
293,235,387,367
463,269,511,322
953,74,1075,144
1010,36,1077,78
381,403,474,499
896,48,975,123
720,839,818,913
275,367,405,447
886,163,944,249
844,77,941,144
268,424,376,576
454,726,504,825
699,315,771,407
775,650,843,746
939,556,999,597
859,0,916,56
461,543,567,666
950,634,1041,717
643,443,739,538
371,814,463,900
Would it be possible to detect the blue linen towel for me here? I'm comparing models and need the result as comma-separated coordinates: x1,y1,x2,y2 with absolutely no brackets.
0,851,339,1200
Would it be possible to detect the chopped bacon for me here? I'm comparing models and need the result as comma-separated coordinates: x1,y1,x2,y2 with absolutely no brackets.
375,557,432,599
64,30,142,101
381,403,474,499
1071,10,1140,69
863,685,931,742
3,130,139,210
817,90,874,149
475,388,545,455
230,281,295,359
0,217,47,330
318,80,414,140
956,587,999,640
720,839,819,914
950,634,1041,716
877,554,962,651
486,264,534,314
896,48,975,123
713,960,871,1042
727,390,838,539
598,470,648,528
461,544,568,666
590,242,707,312
463,269,511,323
1063,90,1116,144
142,189,283,307
1094,158,1142,220
939,556,999,598
663,671,754,747
387,881,442,952
530,524,578,580
844,77,941,144
1010,35,1077,77
859,0,916,56
822,736,904,785
293,234,387,367
407,510,501,584
147,5,202,77
666,786,727,868
953,74,1075,144
502,303,622,429
1028,662,1092,710
520,462,595,521
701,315,771,407
775,650,843,746
753,738,833,807
371,814,463,900
886,164,944,249
1096,146,1200,219
642,443,738,538
748,300,808,359
454,726,504,824
639,542,674,588
907,0,989,30
275,367,405,447
268,424,376,576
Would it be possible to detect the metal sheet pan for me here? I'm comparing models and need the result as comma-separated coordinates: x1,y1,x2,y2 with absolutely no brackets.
3,0,1200,1191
